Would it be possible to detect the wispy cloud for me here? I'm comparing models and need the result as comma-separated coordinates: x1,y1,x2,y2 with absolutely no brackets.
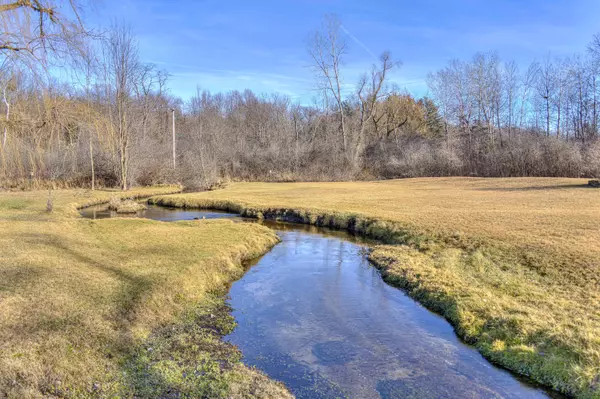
148,60,312,84
340,25,379,61
166,68,312,101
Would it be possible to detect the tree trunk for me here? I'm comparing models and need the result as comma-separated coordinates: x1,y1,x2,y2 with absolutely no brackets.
546,96,550,137
172,109,176,169
89,137,95,190
339,103,347,152
2,85,9,148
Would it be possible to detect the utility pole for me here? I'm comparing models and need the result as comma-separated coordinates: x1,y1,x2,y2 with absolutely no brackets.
171,108,176,169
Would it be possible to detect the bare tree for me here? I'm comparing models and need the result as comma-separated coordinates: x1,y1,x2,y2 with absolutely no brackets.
519,62,538,129
308,14,348,152
0,67,13,149
535,56,556,136
356,51,401,163
470,52,501,139
588,35,600,136
4,15,600,189
103,24,140,190
0,0,88,162
502,60,519,137
0,0,87,68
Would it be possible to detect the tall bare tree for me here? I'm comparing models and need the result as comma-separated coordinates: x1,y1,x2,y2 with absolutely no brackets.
535,56,556,136
356,51,401,163
502,60,519,137
308,14,348,152
103,24,139,190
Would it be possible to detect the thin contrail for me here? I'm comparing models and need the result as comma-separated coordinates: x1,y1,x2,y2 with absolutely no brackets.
340,25,378,61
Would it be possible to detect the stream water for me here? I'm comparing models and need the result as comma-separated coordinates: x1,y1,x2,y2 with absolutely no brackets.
81,204,555,398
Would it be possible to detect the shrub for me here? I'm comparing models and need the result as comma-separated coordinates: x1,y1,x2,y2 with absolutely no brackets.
107,196,147,214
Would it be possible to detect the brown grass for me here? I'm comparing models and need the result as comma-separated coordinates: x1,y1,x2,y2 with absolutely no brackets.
151,177,600,398
0,187,290,398
107,196,147,213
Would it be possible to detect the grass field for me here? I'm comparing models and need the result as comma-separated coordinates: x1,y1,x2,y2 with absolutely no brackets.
151,177,600,398
0,187,290,398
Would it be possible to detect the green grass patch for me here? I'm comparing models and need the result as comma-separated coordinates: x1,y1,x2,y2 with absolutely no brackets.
0,198,34,210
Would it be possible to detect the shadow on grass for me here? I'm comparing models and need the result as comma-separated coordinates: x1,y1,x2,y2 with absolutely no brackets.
0,265,46,294
10,231,242,397
16,232,155,328
475,184,590,191
0,212,54,222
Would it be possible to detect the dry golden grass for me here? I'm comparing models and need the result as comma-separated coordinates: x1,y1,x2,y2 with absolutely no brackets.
107,196,147,213
152,177,600,398
0,187,290,398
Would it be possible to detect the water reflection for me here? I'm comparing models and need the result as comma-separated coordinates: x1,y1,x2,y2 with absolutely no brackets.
226,229,552,399
80,204,240,221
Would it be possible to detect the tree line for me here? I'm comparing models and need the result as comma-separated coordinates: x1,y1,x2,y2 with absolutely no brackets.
0,4,598,190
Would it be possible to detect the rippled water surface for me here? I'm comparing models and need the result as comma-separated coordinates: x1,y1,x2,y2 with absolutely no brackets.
81,205,554,398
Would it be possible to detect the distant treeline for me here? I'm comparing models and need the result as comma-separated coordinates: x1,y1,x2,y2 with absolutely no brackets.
0,6,598,189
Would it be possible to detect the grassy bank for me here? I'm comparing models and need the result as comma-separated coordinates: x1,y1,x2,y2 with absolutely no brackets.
151,177,600,398
0,188,290,398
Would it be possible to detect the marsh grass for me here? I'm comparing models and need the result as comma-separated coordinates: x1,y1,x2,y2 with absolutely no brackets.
151,177,600,398
122,294,290,398
0,187,290,398
107,196,147,213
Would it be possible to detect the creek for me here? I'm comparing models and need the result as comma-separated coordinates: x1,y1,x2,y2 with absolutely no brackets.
81,204,554,398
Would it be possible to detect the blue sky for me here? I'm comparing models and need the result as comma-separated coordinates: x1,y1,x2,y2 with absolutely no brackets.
86,0,600,104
